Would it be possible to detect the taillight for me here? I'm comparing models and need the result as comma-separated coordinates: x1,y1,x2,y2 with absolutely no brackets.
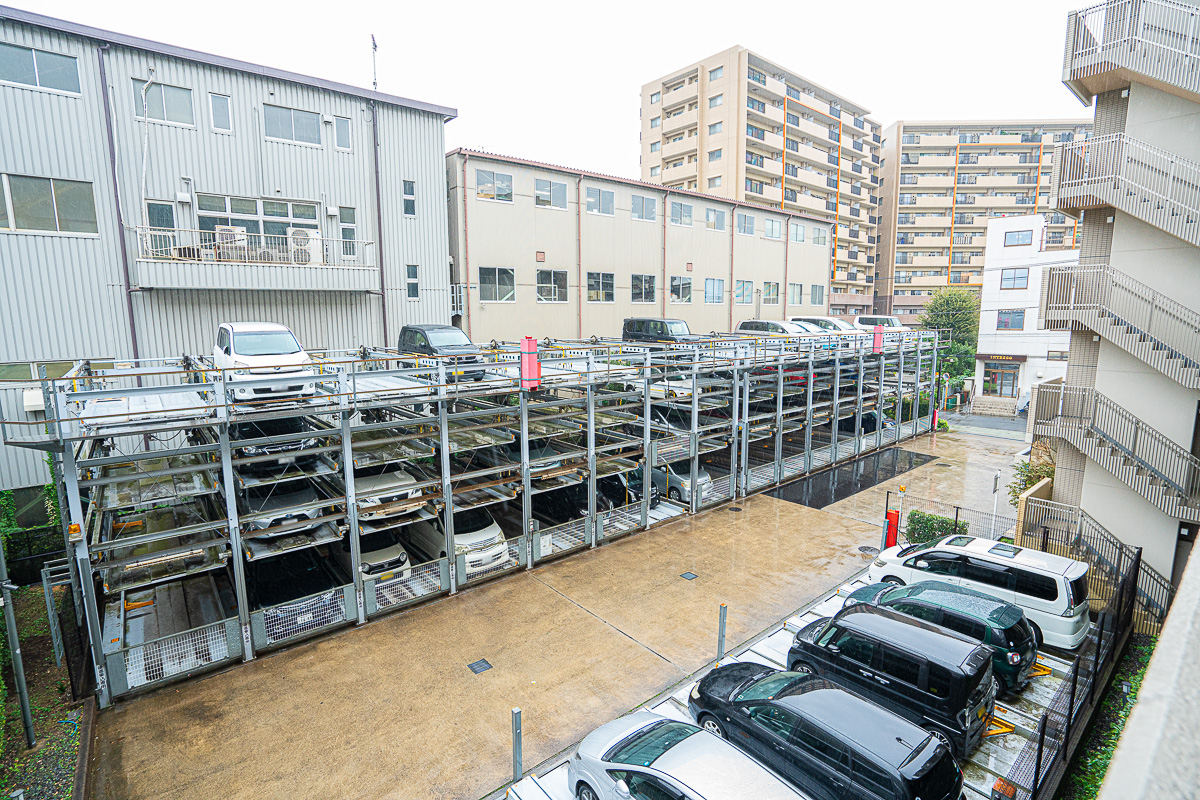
1007,651,1021,665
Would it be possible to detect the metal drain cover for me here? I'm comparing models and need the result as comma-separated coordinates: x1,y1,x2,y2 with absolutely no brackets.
681,572,698,580
728,507,743,513
858,546,880,555
468,659,493,674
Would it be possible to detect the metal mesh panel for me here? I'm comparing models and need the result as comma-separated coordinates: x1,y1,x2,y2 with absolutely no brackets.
598,503,642,538
700,475,734,506
654,435,691,465
122,619,236,689
811,445,833,469
259,586,349,646
748,463,776,491
781,452,806,479
373,559,446,612
836,439,856,460
893,493,1017,542
462,538,523,582
536,518,589,560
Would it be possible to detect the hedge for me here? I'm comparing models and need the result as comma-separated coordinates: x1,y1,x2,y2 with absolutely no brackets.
906,509,968,544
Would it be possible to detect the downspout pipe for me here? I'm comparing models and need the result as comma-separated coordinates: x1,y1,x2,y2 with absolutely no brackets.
660,190,667,317
728,210,735,332
97,44,140,361
370,100,390,345
461,153,472,338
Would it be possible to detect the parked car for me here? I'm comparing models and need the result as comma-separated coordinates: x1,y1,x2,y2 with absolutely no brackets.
333,525,413,579
230,416,322,474
622,317,704,343
688,663,964,800
787,607,996,758
648,370,697,400
398,323,486,381
476,439,565,474
404,505,510,575
836,410,894,435
532,482,615,526
853,315,910,332
867,535,1091,649
244,547,347,611
567,711,808,800
597,467,659,509
239,477,328,536
735,319,829,338
213,322,317,399
315,464,421,526
842,580,1038,694
789,316,858,333
652,460,712,503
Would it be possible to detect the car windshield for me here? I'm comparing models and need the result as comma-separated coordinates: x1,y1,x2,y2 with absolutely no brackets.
426,328,473,347
606,720,699,767
234,330,302,356
665,321,691,336
903,740,962,797
1069,572,1089,608
880,585,914,604
359,528,401,553
898,539,941,557
454,507,494,535
734,671,805,702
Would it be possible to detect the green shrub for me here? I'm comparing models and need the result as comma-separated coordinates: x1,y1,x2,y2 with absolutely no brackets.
906,509,968,544
1007,458,1055,506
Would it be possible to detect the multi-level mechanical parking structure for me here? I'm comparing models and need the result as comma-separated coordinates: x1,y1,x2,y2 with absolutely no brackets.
2,330,939,707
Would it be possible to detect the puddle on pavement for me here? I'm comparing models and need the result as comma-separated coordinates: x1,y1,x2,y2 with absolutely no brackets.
767,448,936,509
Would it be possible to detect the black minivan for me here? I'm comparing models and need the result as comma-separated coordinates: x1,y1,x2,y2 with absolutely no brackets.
788,606,996,758
621,317,703,343
688,663,964,800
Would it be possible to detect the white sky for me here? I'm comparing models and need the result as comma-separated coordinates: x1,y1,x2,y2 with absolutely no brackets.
21,0,1092,178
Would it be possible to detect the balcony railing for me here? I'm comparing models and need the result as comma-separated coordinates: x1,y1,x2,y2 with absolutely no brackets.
1042,261,1200,388
136,227,374,268
1064,0,1200,103
1053,132,1200,246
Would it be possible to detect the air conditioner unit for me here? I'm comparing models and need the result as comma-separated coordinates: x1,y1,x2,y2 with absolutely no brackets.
287,228,323,266
213,225,248,262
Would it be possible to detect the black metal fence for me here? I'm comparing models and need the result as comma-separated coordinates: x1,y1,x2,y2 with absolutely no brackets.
5,524,65,585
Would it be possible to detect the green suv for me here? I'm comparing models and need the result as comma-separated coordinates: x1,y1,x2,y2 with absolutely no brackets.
843,580,1038,694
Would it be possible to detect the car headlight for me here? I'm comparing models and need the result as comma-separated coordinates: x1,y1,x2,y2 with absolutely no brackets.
360,562,370,574
397,551,408,563
843,598,858,608
873,558,887,568
690,684,701,700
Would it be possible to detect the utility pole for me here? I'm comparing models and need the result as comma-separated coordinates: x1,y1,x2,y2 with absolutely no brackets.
0,543,36,748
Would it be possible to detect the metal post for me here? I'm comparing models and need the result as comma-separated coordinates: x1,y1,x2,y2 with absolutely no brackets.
1042,525,1050,552
804,344,814,474
337,371,365,625
60,443,110,706
877,350,887,446
991,468,1002,539
774,360,784,485
586,376,598,548
832,345,842,461
689,351,700,513
897,345,906,442
854,351,864,455
728,361,741,498
717,603,727,663
0,543,35,748
520,389,533,568
512,706,523,783
928,334,939,430
913,335,923,435
739,362,751,496
1090,614,1105,704
641,353,651,530
218,421,254,661
881,490,892,551
437,392,457,595
953,506,961,536
1032,713,1047,798
1066,657,1079,733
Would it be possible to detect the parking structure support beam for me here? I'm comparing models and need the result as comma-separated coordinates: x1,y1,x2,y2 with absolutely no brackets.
217,419,255,662
832,347,842,461
641,352,651,530
738,359,751,496
586,358,598,548
437,374,457,595
897,343,906,443
804,342,815,475
913,335,923,435
728,357,741,499
338,371,365,625
877,350,887,448
774,359,784,485
854,351,864,456
520,389,533,568
689,350,700,514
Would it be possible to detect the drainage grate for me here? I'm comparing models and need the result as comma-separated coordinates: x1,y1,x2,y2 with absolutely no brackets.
468,659,493,674
858,546,880,555
681,572,698,580
728,507,743,513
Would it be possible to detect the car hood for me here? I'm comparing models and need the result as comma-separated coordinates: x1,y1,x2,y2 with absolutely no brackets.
454,520,505,548
699,662,776,701
361,540,409,564
354,470,416,496
433,344,482,357
246,485,319,514
231,351,313,370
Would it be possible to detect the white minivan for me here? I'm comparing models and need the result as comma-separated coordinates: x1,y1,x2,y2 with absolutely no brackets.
853,315,909,332
404,506,511,576
213,322,317,399
868,535,1091,649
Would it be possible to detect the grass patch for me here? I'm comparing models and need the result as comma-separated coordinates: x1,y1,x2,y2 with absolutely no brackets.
1056,633,1157,800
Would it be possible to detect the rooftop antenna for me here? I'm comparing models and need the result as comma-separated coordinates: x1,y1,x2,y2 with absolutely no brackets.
371,34,378,91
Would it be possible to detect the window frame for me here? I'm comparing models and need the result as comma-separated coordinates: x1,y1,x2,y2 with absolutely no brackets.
708,121,723,135
631,195,658,222
1003,229,1034,247
0,42,82,95
789,221,805,243
334,116,352,151
734,280,754,305
208,92,232,133
704,277,724,305
405,263,420,300
403,180,417,216
709,93,723,108
705,208,726,232
631,273,656,304
535,178,568,211
476,169,514,203
586,271,615,303
810,284,824,305
736,212,755,236
1,173,99,237
649,91,661,104
585,187,615,216
1000,267,1029,290
787,283,804,305
478,266,516,303
339,206,357,259
262,102,320,145
762,281,780,305
997,309,1026,330
708,149,722,162
669,201,693,227
133,79,195,127
764,219,782,240
670,276,692,304
536,268,569,303
709,66,724,80
812,227,828,246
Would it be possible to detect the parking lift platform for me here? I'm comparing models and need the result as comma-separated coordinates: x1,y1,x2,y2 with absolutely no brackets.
505,574,1080,800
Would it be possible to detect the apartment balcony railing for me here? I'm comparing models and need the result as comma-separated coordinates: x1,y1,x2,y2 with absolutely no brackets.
901,134,921,144
1063,0,1200,104
132,227,378,292
1033,383,1200,521
1042,261,1200,388
958,154,980,165
1052,132,1200,246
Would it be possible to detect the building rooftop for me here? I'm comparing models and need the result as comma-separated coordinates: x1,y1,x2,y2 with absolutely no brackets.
0,4,457,119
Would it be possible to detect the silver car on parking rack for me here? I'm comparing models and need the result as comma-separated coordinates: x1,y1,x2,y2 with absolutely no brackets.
567,711,809,800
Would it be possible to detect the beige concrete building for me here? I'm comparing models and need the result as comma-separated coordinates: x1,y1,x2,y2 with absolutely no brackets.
447,149,835,342
639,46,881,319
877,119,1092,324
1032,0,1200,583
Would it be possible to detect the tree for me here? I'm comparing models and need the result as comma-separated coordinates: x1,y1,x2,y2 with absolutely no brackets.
918,287,980,346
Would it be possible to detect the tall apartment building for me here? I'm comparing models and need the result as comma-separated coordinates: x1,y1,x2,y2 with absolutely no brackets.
0,6,455,490
639,46,882,319
1032,0,1200,585
447,149,835,342
877,119,1092,324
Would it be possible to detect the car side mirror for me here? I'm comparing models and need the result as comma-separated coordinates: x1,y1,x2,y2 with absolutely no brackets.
614,780,632,799
916,560,929,569
827,644,840,655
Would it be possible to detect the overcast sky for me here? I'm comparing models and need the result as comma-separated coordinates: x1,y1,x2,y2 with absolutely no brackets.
20,0,1092,178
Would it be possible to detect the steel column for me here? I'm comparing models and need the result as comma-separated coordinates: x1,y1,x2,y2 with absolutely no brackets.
854,352,864,455
586,374,597,548
437,386,457,595
689,350,700,514
641,353,651,529
805,343,815,474
338,371,365,625
520,389,533,568
774,361,785,484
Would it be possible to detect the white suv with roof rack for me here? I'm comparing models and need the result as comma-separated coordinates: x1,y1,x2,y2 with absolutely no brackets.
868,535,1091,649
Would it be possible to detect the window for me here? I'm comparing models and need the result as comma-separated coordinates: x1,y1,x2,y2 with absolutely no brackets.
650,91,660,104
787,283,803,305
650,116,660,129
587,271,614,302
402,180,417,216
670,276,692,303
1004,229,1034,246
790,222,805,242
812,227,828,246
961,558,1012,590
406,264,420,299
606,771,680,800
1048,350,1068,361
708,149,722,162
632,274,656,303
709,94,723,108
997,309,1025,330
747,705,800,740
649,166,660,177
334,116,351,149
669,201,692,226
763,282,780,305
708,121,723,135
706,208,726,231
832,630,875,665
736,213,754,235
649,141,660,153
0,43,79,93
764,219,782,239
704,278,724,304
810,285,824,305
196,195,317,241
1013,569,1060,601
891,601,941,624
209,93,232,132
479,267,515,302
709,66,723,80
1000,267,1029,289
134,80,194,125
339,207,357,257
882,647,922,686
585,187,614,216
795,721,848,771
940,612,988,641
745,179,764,194
632,195,657,221
2,175,98,233
606,721,698,766
734,280,753,304
535,179,568,210
536,269,568,302
707,177,722,189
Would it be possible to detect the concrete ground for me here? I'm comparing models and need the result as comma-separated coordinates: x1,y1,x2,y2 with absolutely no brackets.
90,496,882,800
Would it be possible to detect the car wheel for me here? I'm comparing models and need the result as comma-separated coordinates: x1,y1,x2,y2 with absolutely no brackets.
925,727,957,759
668,488,682,502
699,713,727,739
881,576,905,586
790,661,816,675
1030,622,1044,648
576,782,599,800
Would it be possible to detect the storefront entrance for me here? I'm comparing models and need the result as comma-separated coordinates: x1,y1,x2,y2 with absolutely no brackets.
983,361,1020,397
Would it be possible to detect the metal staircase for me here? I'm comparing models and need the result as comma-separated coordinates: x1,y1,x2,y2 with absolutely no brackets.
1033,383,1200,521
1042,262,1200,389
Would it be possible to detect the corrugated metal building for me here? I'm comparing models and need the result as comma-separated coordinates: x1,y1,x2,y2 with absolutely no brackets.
0,6,455,489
